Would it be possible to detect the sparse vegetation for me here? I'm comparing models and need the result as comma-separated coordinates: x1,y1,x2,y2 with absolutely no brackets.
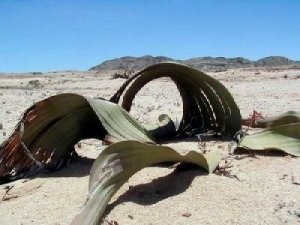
27,79,42,88
32,72,43,75
111,68,134,79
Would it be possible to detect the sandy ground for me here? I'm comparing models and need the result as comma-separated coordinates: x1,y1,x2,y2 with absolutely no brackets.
0,68,300,225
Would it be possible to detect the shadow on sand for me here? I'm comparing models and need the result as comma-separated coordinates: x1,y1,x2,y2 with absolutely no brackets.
234,147,289,157
104,163,207,216
36,156,95,179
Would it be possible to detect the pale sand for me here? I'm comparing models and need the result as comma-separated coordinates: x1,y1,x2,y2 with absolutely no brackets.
0,68,300,225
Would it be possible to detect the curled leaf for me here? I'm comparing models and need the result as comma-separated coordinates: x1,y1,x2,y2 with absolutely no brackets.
111,62,242,137
0,94,153,183
71,141,221,225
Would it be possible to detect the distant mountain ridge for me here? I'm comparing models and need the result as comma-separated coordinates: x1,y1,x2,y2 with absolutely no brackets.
89,55,300,71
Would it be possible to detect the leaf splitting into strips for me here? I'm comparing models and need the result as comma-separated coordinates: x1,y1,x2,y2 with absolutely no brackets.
113,62,242,137
0,94,154,183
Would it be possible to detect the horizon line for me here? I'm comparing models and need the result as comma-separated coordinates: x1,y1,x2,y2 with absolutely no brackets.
1,54,299,73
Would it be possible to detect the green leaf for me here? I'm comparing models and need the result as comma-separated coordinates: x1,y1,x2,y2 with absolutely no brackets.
237,122,300,156
87,97,154,143
71,140,221,225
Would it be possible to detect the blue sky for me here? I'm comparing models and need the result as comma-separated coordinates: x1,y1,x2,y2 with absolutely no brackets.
0,0,299,72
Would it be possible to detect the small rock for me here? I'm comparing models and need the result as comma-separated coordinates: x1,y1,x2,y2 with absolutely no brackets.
2,194,18,201
128,214,134,219
291,175,300,185
279,174,288,180
182,212,191,217
0,122,2,129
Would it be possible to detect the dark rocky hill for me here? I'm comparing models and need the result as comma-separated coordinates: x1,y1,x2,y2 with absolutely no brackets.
89,55,173,71
89,55,300,72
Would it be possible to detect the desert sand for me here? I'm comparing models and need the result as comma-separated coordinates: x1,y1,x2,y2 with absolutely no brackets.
0,68,300,225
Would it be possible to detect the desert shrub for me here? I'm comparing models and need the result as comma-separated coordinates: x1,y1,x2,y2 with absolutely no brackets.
27,79,42,88
32,72,43,75
111,69,134,79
